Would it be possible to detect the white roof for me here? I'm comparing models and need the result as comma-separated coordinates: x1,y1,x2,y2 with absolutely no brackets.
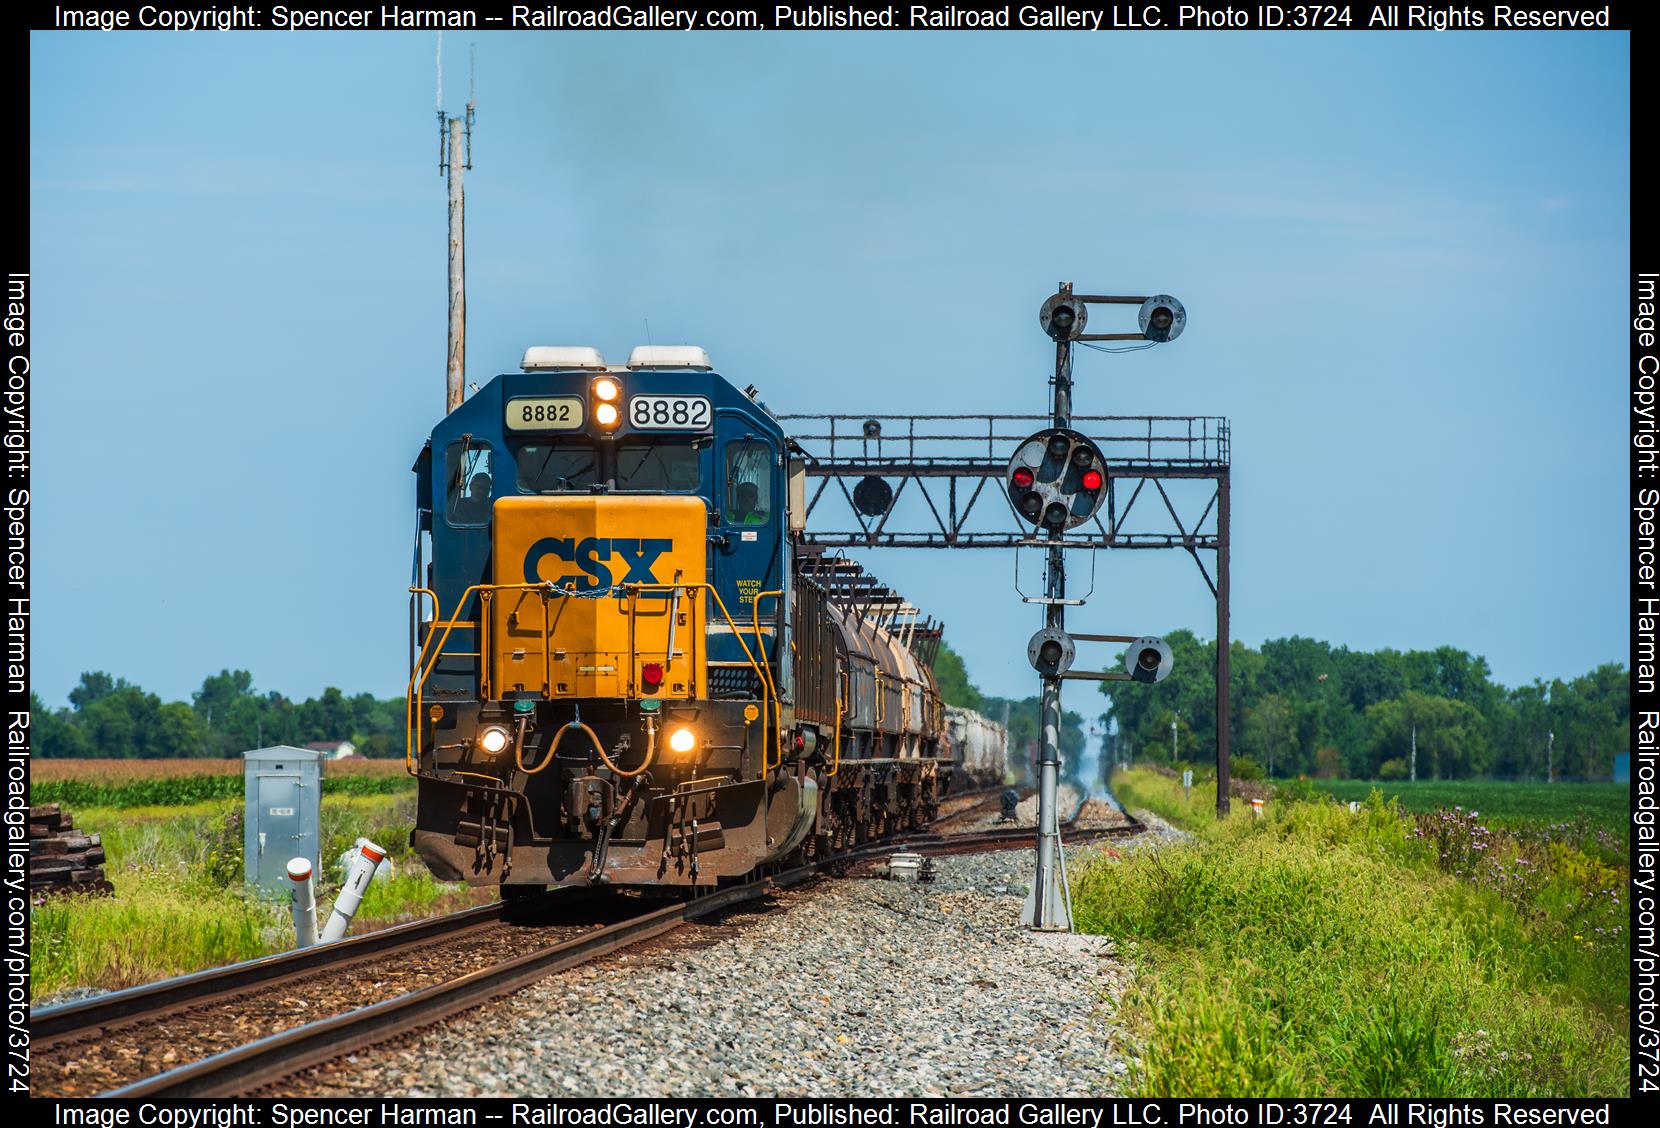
521,346,607,371
242,745,322,761
627,345,712,370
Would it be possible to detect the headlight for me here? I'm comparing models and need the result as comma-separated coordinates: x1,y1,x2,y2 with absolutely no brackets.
593,377,620,402
667,726,696,754
595,402,620,428
478,726,511,755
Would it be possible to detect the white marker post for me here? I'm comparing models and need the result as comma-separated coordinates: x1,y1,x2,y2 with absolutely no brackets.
287,858,318,948
319,839,387,943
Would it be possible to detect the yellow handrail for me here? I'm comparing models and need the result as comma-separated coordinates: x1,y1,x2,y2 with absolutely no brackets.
632,581,773,774
406,581,584,773
407,580,776,783
621,577,695,700
829,674,842,778
752,590,785,772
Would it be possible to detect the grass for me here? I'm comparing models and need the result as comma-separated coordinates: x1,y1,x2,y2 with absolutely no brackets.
1311,778,1628,857
30,791,489,999
1074,768,1629,1097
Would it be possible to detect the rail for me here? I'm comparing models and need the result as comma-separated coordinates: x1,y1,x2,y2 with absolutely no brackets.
31,901,508,1046
92,813,1140,1096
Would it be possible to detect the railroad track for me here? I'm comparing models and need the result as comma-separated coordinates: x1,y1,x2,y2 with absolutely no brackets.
33,813,1139,1099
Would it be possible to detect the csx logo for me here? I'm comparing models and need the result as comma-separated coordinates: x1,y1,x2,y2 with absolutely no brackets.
524,537,672,592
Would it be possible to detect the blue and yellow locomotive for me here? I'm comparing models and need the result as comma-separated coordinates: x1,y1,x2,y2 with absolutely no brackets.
406,345,993,892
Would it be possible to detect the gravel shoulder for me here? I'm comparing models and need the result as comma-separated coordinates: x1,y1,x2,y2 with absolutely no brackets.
278,845,1142,1098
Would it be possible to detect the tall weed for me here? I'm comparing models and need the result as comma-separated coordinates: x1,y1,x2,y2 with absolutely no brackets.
1076,769,1629,1096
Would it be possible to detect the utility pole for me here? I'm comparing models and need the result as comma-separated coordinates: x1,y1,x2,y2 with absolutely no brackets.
1410,723,1417,783
1547,729,1554,783
439,43,475,414
1170,715,1178,763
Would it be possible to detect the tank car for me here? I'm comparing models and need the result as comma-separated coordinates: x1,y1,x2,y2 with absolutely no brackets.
405,344,988,891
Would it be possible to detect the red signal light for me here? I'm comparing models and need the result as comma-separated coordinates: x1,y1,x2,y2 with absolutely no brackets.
1081,469,1103,491
1012,467,1035,488
641,662,665,689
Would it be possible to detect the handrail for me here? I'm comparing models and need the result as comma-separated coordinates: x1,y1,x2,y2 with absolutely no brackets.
752,590,785,772
407,580,776,783
621,576,694,701
405,586,440,775
629,581,772,775
406,581,555,774
829,667,844,778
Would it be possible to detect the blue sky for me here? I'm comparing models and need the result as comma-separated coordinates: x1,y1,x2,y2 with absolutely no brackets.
28,30,1630,707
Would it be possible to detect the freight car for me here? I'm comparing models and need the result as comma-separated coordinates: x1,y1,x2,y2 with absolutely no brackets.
405,345,1005,892
943,706,1011,789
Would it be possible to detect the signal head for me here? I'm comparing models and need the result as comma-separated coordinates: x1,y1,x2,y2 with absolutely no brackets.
1138,295,1187,343
852,475,894,517
1006,428,1108,531
1039,292,1089,342
1123,636,1174,684
1027,627,1076,677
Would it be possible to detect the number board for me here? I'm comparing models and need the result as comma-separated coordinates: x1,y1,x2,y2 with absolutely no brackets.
506,396,584,432
628,395,711,431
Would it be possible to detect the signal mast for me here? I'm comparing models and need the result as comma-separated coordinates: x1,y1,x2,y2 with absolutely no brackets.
1012,282,1184,930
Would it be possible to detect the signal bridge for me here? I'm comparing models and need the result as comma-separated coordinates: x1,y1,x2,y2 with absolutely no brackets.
781,412,1229,595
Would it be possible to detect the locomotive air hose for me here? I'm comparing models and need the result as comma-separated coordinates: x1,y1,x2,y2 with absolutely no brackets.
517,718,656,779
597,718,658,779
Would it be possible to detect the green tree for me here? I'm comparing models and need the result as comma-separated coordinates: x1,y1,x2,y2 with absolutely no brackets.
1364,692,1489,780
931,642,986,711
30,693,94,758
1242,693,1295,777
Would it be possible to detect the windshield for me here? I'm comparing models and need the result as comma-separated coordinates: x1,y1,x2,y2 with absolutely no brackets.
515,442,698,492
617,443,699,491
516,444,599,492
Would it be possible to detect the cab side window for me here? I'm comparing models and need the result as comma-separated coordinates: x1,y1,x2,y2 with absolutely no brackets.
724,440,773,525
444,440,494,526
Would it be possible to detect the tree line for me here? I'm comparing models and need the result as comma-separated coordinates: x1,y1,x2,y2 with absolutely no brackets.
1096,632,1628,781
30,670,407,759
31,634,1630,781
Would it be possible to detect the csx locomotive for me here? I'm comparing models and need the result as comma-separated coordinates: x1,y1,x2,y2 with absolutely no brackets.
406,345,1003,892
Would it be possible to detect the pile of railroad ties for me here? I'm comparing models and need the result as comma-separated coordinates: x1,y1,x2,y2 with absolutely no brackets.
28,804,113,898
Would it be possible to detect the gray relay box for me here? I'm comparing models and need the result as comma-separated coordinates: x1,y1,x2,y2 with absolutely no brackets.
242,746,323,892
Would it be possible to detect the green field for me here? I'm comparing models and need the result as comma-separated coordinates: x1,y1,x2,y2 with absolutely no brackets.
1312,779,1628,843
1075,768,1629,1097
